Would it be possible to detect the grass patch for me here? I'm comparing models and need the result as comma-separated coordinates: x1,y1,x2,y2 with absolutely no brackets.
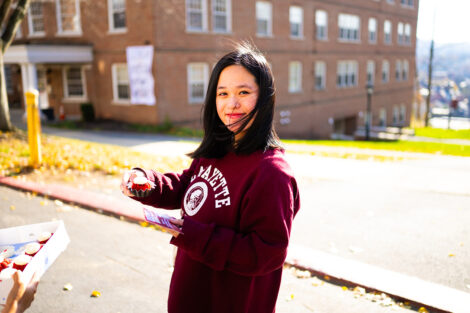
283,139,470,157
414,127,470,140
0,130,191,177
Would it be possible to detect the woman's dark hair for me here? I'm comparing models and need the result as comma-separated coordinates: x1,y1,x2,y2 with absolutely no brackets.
189,43,283,159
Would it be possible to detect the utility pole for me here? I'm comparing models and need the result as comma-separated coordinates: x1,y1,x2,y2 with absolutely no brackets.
424,6,437,127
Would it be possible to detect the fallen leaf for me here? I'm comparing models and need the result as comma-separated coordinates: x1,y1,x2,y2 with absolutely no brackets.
90,290,101,298
40,201,46,206
63,283,73,291
418,307,429,313
324,275,330,281
10,205,15,211
341,286,348,291
448,253,455,257
139,221,149,227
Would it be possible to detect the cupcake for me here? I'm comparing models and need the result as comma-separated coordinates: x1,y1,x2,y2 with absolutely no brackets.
128,176,154,197
25,242,41,257
12,255,31,271
38,232,52,244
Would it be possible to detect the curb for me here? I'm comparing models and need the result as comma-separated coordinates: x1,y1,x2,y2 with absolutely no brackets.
1,176,469,312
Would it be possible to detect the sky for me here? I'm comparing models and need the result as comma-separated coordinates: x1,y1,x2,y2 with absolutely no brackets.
417,0,470,44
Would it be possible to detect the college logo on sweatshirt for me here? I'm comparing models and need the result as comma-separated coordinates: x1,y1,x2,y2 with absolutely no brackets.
184,165,231,216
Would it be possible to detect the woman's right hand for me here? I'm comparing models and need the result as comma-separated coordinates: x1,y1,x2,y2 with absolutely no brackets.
120,169,145,197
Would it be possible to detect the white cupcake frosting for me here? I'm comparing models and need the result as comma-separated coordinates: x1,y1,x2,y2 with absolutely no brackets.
25,242,41,254
38,231,52,242
14,254,31,266
133,176,149,185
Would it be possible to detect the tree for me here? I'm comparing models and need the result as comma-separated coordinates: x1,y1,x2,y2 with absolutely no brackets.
0,0,31,131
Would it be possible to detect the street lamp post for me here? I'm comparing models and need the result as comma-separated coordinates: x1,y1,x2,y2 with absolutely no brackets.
365,82,374,141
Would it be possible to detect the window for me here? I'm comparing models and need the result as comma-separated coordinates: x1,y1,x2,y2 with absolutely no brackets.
368,18,377,43
395,60,402,81
402,60,409,80
384,20,392,44
338,14,360,42
379,108,387,127
397,22,404,44
212,0,231,33
367,60,375,85
256,1,272,37
63,66,86,98
56,0,81,34
315,61,326,90
404,23,411,44
382,60,389,83
401,0,414,8
186,0,208,32
315,10,327,40
28,1,45,36
187,63,208,103
387,0,395,4
108,0,126,31
111,64,130,102
289,6,303,38
392,106,399,124
399,104,406,123
5,65,13,94
336,61,358,88
288,61,302,93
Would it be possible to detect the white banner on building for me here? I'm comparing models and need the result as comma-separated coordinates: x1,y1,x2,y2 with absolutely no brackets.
126,45,156,105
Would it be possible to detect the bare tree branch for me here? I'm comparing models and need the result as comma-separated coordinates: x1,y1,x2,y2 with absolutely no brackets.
2,0,31,53
0,0,13,27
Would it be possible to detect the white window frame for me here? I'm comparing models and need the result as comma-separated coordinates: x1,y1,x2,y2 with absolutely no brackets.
336,60,358,88
315,10,328,40
397,22,404,44
404,23,411,45
108,0,127,33
384,20,392,44
56,0,82,36
367,60,375,85
62,66,87,101
212,0,231,33
379,108,387,127
186,0,208,33
382,60,390,83
256,1,272,37
314,61,326,91
402,59,409,81
289,6,303,39
27,1,45,37
399,104,406,123
368,18,377,43
187,63,209,104
5,65,13,94
338,13,360,42
111,63,131,104
288,61,302,93
395,60,402,81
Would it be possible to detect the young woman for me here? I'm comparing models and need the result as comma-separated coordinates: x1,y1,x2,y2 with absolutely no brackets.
121,43,300,313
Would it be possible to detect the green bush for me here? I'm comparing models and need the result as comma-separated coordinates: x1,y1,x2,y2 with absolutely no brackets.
80,103,95,122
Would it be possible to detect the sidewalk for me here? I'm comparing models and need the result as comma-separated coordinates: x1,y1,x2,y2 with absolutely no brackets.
1,175,469,312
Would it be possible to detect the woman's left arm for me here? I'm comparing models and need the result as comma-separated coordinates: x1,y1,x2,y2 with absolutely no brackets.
170,165,300,276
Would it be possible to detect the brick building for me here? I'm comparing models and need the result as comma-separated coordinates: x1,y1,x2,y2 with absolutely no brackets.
5,0,419,138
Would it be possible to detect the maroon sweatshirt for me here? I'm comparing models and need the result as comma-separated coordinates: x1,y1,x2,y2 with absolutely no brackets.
135,149,300,313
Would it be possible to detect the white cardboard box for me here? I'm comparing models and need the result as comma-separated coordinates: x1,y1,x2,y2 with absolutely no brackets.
0,220,70,304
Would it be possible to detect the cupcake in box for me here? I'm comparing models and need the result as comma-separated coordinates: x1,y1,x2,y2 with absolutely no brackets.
38,231,52,244
127,176,155,197
25,242,41,257
12,255,31,271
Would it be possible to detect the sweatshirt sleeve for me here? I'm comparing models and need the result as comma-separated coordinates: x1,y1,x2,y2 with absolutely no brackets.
170,160,300,276
130,159,199,209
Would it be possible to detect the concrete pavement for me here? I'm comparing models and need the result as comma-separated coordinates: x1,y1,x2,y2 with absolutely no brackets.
1,186,415,313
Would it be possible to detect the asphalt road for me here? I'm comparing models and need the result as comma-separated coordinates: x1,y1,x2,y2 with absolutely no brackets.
0,186,413,313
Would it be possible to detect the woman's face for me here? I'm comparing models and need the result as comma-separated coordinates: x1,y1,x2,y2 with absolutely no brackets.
216,65,259,139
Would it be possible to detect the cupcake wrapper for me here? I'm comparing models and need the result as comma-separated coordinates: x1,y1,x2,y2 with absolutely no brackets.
129,188,153,198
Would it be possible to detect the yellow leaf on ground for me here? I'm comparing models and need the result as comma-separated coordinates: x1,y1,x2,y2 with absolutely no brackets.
324,275,330,281
418,307,429,313
448,253,455,257
342,286,348,291
10,205,15,211
139,221,149,227
63,283,73,291
90,290,101,297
